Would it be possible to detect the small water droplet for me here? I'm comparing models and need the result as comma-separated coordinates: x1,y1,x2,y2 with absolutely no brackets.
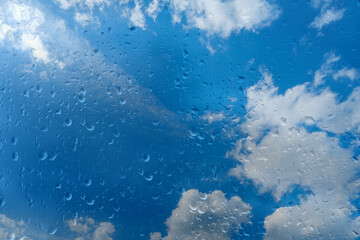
64,118,72,127
64,192,72,201
86,198,95,206
12,152,19,161
143,153,150,163
11,137,18,145
84,178,92,187
39,151,48,161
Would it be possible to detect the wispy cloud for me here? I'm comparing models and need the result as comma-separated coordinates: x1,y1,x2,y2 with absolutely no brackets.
310,7,345,30
309,0,345,30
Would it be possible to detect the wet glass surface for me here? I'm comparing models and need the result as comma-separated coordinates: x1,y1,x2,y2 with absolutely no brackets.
0,0,359,239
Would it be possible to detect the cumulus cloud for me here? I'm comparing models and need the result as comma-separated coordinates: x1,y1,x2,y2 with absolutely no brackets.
264,195,360,240
67,217,115,240
167,0,280,37
151,189,252,240
232,68,360,139
227,65,360,238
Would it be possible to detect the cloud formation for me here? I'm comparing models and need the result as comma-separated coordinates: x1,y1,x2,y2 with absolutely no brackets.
333,67,359,81
151,189,251,240
67,217,115,240
227,63,360,238
309,0,345,30
313,52,359,86
0,1,51,63
54,0,280,37
0,214,32,240
313,52,340,86
167,0,280,37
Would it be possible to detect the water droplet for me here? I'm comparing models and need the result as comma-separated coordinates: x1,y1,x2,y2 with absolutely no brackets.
115,86,123,95
12,152,19,161
49,154,57,161
11,137,18,145
48,227,58,236
64,192,72,201
86,125,95,131
86,198,95,206
189,203,197,211
143,153,150,163
64,118,72,127
39,151,48,161
120,98,126,105
144,174,153,181
84,178,92,187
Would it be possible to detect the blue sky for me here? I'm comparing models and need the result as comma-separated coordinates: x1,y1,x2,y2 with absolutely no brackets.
0,0,360,239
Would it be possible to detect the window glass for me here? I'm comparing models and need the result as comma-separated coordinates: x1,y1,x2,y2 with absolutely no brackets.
0,0,359,239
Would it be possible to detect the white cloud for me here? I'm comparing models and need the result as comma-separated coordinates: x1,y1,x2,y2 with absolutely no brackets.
228,127,358,201
313,52,340,86
309,1,345,31
0,214,32,240
55,0,280,37
227,67,360,239
313,52,359,86
93,223,115,240
333,67,359,81
310,7,345,30
129,0,146,29
168,0,280,37
146,0,161,20
0,21,13,41
74,12,94,26
0,1,63,65
55,0,110,26
310,0,332,10
234,67,359,139
67,217,115,240
8,2,45,32
264,195,360,240
151,189,252,240
21,33,50,63
55,0,110,10
150,232,162,240
202,112,226,124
